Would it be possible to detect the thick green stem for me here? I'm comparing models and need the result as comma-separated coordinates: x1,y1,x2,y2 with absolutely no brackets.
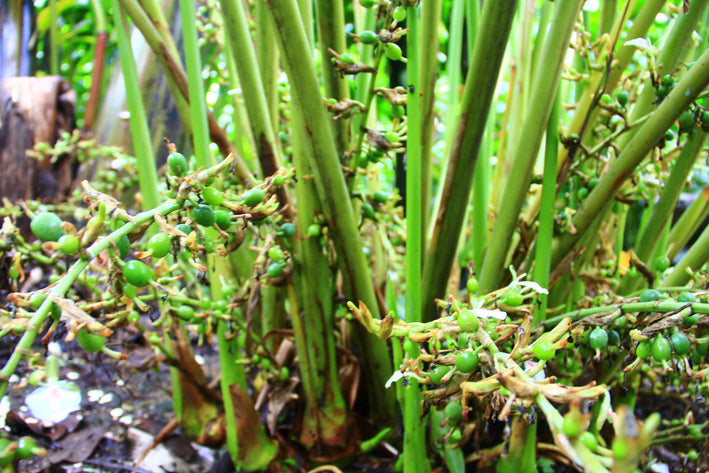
422,0,518,321
178,0,211,168
668,184,709,261
550,46,709,272
620,131,707,293
315,0,349,156
403,5,428,471
220,0,282,178
419,0,442,228
620,0,708,149
118,0,254,182
533,95,560,324
479,0,583,294
112,0,161,211
264,0,395,422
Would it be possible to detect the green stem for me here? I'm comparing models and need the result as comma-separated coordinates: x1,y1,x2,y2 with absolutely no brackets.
0,198,181,391
422,0,518,321
264,0,395,422
178,0,211,168
620,131,707,292
533,94,560,324
221,0,282,179
550,45,709,272
620,0,708,149
479,0,583,294
668,184,709,261
112,0,161,211
419,0,442,228
403,5,428,471
315,0,349,156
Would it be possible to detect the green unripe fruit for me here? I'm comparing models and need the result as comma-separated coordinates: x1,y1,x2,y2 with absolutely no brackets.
279,366,290,381
443,402,463,423
655,85,668,99
639,289,662,302
616,90,629,107
661,74,675,87
391,105,405,118
267,262,284,278
359,30,378,44
339,53,355,64
115,235,130,260
127,310,140,324
76,329,105,353
58,234,80,254
359,0,376,8
652,335,672,362
562,413,582,438
392,6,406,21
168,152,188,176
653,256,670,272
175,223,192,235
16,437,39,459
580,431,598,451
428,365,451,385
147,233,172,258
455,351,479,373
501,291,523,307
362,203,375,219
533,339,556,361
31,212,65,242
671,331,691,356
457,310,479,332
193,204,216,227
242,188,265,207
123,260,154,287
589,327,609,351
176,305,195,320
373,190,390,203
636,340,652,359
202,186,224,206
279,222,296,237
466,277,479,293
215,210,232,230
384,43,403,61
268,246,285,263
679,110,695,133
308,224,321,237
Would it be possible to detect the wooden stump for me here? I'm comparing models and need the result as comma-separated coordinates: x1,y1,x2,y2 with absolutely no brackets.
0,76,76,202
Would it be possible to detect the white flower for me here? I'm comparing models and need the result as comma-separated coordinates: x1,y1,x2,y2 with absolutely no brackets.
518,281,548,294
624,38,651,50
0,397,9,429
25,381,81,424
471,308,508,320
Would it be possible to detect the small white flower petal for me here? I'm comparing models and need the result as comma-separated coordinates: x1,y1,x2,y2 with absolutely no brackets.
624,38,651,50
472,308,508,320
524,361,546,382
385,371,405,389
518,281,548,294
648,462,669,473
25,381,81,424
0,397,9,429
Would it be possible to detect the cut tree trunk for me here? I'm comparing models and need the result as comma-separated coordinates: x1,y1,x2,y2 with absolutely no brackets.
0,76,76,202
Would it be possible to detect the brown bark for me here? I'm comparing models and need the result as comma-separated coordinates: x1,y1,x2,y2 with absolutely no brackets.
0,76,76,202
